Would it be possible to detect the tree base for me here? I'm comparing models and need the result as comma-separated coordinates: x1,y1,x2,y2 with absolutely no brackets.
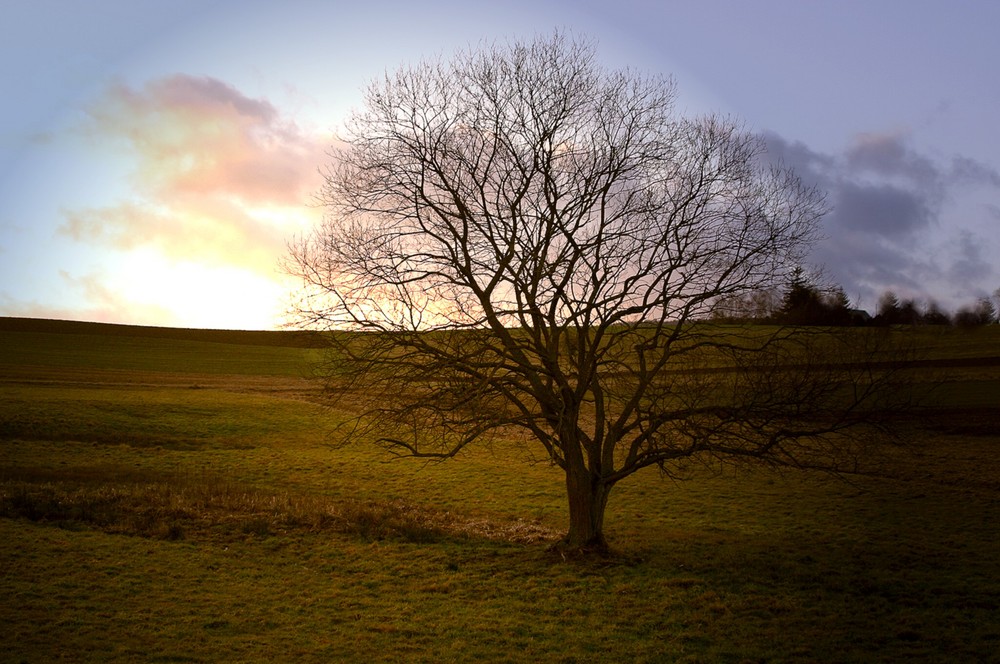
549,535,612,559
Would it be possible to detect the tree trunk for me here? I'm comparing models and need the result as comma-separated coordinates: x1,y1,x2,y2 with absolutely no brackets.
563,463,611,553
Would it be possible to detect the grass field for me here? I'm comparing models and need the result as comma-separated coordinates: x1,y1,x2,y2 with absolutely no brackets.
2,317,999,662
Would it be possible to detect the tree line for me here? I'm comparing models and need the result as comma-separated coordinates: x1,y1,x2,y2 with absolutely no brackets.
711,268,1000,327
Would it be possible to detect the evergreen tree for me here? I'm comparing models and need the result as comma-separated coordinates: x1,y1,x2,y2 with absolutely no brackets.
875,291,902,325
779,267,824,325
777,268,855,325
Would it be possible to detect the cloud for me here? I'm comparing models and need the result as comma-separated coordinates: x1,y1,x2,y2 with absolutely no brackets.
947,230,992,285
1,260,295,330
59,74,329,274
763,130,1000,308
0,271,179,326
62,270,180,325
844,131,941,190
951,156,1000,188
833,181,933,237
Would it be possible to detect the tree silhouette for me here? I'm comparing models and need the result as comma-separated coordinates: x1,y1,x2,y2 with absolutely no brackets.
774,268,853,325
876,291,902,325
289,34,909,551
955,297,998,327
778,267,822,324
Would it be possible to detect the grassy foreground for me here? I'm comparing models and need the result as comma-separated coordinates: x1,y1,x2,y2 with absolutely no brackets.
2,318,999,662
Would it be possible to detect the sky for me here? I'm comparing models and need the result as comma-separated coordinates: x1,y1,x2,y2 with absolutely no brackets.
2,0,998,329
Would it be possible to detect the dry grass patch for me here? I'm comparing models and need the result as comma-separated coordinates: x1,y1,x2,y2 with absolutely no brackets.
0,467,558,545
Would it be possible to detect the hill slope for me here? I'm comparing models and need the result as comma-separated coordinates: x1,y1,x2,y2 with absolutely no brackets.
0,317,323,348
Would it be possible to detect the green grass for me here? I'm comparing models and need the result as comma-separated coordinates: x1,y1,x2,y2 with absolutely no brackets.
0,330,318,376
2,319,1000,662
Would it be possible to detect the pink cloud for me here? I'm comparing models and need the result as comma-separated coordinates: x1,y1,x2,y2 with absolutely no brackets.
60,74,330,273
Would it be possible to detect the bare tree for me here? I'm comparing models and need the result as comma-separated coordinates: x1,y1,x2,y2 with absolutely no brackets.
288,34,905,551
709,288,781,322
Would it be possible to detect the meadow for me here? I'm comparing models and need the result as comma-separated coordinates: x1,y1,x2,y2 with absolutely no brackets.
2,317,999,662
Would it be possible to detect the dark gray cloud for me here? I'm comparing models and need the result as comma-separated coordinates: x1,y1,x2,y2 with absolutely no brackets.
951,156,1000,188
948,230,992,285
844,132,941,190
762,130,1000,310
761,133,836,177
833,181,932,237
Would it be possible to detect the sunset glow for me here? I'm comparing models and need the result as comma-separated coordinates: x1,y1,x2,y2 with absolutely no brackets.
2,1,999,329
